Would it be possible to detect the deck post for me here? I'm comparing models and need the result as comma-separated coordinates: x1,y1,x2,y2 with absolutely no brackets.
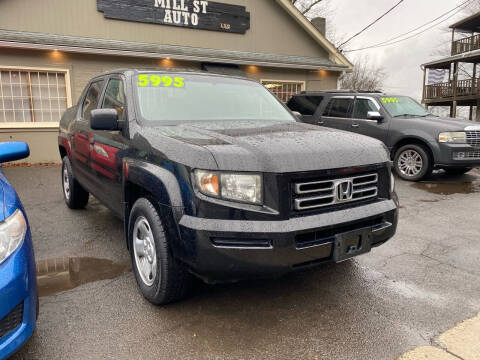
452,62,458,117
422,67,427,102
476,99,480,122
451,28,455,55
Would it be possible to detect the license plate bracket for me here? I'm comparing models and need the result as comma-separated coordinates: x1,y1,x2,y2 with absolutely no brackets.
333,229,372,262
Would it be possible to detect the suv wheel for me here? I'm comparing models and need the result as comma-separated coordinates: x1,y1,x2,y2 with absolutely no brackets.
394,144,432,181
62,156,89,209
128,197,191,305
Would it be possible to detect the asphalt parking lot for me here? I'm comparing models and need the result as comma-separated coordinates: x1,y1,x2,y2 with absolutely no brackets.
6,166,480,360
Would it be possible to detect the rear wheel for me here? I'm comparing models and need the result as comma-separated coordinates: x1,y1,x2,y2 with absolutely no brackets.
394,144,432,181
62,156,89,209
443,167,472,176
129,197,191,305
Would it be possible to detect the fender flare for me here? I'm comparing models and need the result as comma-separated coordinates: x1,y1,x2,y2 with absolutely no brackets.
391,133,439,162
122,159,185,247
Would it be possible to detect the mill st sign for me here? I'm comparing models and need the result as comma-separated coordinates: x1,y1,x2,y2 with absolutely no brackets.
97,0,250,34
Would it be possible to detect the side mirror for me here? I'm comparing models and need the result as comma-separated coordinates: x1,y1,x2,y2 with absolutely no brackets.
90,109,120,131
292,111,302,120
0,142,30,163
367,111,384,122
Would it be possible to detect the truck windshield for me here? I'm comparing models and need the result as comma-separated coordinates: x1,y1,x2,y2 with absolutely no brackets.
381,96,431,117
135,73,295,123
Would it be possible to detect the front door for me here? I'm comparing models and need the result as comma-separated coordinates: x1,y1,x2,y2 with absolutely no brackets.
89,77,129,216
349,96,390,143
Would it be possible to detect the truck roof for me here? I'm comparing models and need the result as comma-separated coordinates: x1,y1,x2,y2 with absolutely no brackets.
90,68,252,83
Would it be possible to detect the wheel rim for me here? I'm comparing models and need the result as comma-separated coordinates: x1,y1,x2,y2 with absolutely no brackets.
398,149,423,177
133,216,158,287
63,166,71,200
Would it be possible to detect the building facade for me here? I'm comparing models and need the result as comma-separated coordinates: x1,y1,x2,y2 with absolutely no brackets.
422,12,480,121
0,0,352,162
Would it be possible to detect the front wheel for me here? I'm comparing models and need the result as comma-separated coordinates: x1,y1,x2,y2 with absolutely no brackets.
394,144,432,181
129,197,191,305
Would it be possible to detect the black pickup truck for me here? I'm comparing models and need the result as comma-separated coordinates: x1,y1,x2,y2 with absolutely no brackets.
288,91,480,181
58,70,398,304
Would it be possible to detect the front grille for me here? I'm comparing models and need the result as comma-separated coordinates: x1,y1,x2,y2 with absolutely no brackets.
453,151,480,160
466,130,480,148
293,173,378,211
0,302,23,339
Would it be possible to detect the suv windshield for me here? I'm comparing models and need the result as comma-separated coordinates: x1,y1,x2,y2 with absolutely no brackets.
380,96,430,117
135,73,295,123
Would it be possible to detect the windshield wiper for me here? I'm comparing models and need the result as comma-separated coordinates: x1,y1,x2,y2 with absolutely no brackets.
393,114,429,118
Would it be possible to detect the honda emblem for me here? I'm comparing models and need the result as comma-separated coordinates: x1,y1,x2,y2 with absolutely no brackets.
336,180,353,202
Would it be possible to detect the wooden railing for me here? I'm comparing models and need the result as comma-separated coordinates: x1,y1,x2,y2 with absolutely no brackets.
452,34,480,55
424,78,480,100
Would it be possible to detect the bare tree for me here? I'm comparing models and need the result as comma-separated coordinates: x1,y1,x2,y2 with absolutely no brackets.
290,0,342,46
290,0,324,16
339,56,386,91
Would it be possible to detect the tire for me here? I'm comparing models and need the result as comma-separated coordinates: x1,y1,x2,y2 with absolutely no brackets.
443,167,472,176
394,144,432,181
128,197,191,305
62,156,89,209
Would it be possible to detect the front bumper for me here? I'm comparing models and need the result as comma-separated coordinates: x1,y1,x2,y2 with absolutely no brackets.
178,197,399,282
434,143,480,167
0,230,37,359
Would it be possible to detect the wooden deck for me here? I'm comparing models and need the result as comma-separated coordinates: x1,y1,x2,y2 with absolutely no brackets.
451,34,480,55
424,78,480,105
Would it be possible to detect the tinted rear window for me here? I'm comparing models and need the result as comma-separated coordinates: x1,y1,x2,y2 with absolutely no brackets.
287,96,323,116
323,98,353,118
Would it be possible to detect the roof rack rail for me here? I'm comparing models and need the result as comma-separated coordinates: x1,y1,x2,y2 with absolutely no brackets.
300,89,384,94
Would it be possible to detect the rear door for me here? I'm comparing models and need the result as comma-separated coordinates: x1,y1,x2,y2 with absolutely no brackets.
317,96,354,130
71,79,105,190
318,96,354,130
349,96,390,143
89,76,129,215
286,95,323,125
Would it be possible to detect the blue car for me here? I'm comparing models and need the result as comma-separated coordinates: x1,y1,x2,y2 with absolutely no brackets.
0,142,37,359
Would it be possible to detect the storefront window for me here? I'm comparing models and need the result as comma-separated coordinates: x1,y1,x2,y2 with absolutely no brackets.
262,81,304,103
0,69,69,123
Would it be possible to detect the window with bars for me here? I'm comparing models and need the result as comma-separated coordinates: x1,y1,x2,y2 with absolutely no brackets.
0,69,68,123
262,81,304,103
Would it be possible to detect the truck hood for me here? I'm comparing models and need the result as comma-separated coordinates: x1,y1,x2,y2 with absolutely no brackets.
147,120,389,172
402,115,480,131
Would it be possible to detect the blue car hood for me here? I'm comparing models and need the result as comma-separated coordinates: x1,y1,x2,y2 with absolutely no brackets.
0,169,21,221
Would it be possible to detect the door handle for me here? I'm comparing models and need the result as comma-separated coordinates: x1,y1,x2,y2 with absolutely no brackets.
317,121,325,125
351,123,359,128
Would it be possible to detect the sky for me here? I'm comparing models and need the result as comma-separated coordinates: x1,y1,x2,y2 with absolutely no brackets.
319,0,472,100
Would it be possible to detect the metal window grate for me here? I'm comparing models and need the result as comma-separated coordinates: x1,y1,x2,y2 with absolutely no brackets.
0,69,68,123
262,81,303,103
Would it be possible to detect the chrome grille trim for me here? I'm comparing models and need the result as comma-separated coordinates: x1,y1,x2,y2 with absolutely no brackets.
294,173,378,211
466,130,480,147
453,151,480,160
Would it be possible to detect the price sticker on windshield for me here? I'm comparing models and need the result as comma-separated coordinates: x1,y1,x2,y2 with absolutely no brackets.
137,75,185,88
381,97,399,103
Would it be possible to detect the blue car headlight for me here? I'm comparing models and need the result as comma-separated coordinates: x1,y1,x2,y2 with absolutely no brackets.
0,210,27,265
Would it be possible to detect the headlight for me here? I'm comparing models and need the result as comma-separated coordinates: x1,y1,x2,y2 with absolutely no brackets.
194,170,262,205
0,210,27,265
439,132,466,143
390,171,395,193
